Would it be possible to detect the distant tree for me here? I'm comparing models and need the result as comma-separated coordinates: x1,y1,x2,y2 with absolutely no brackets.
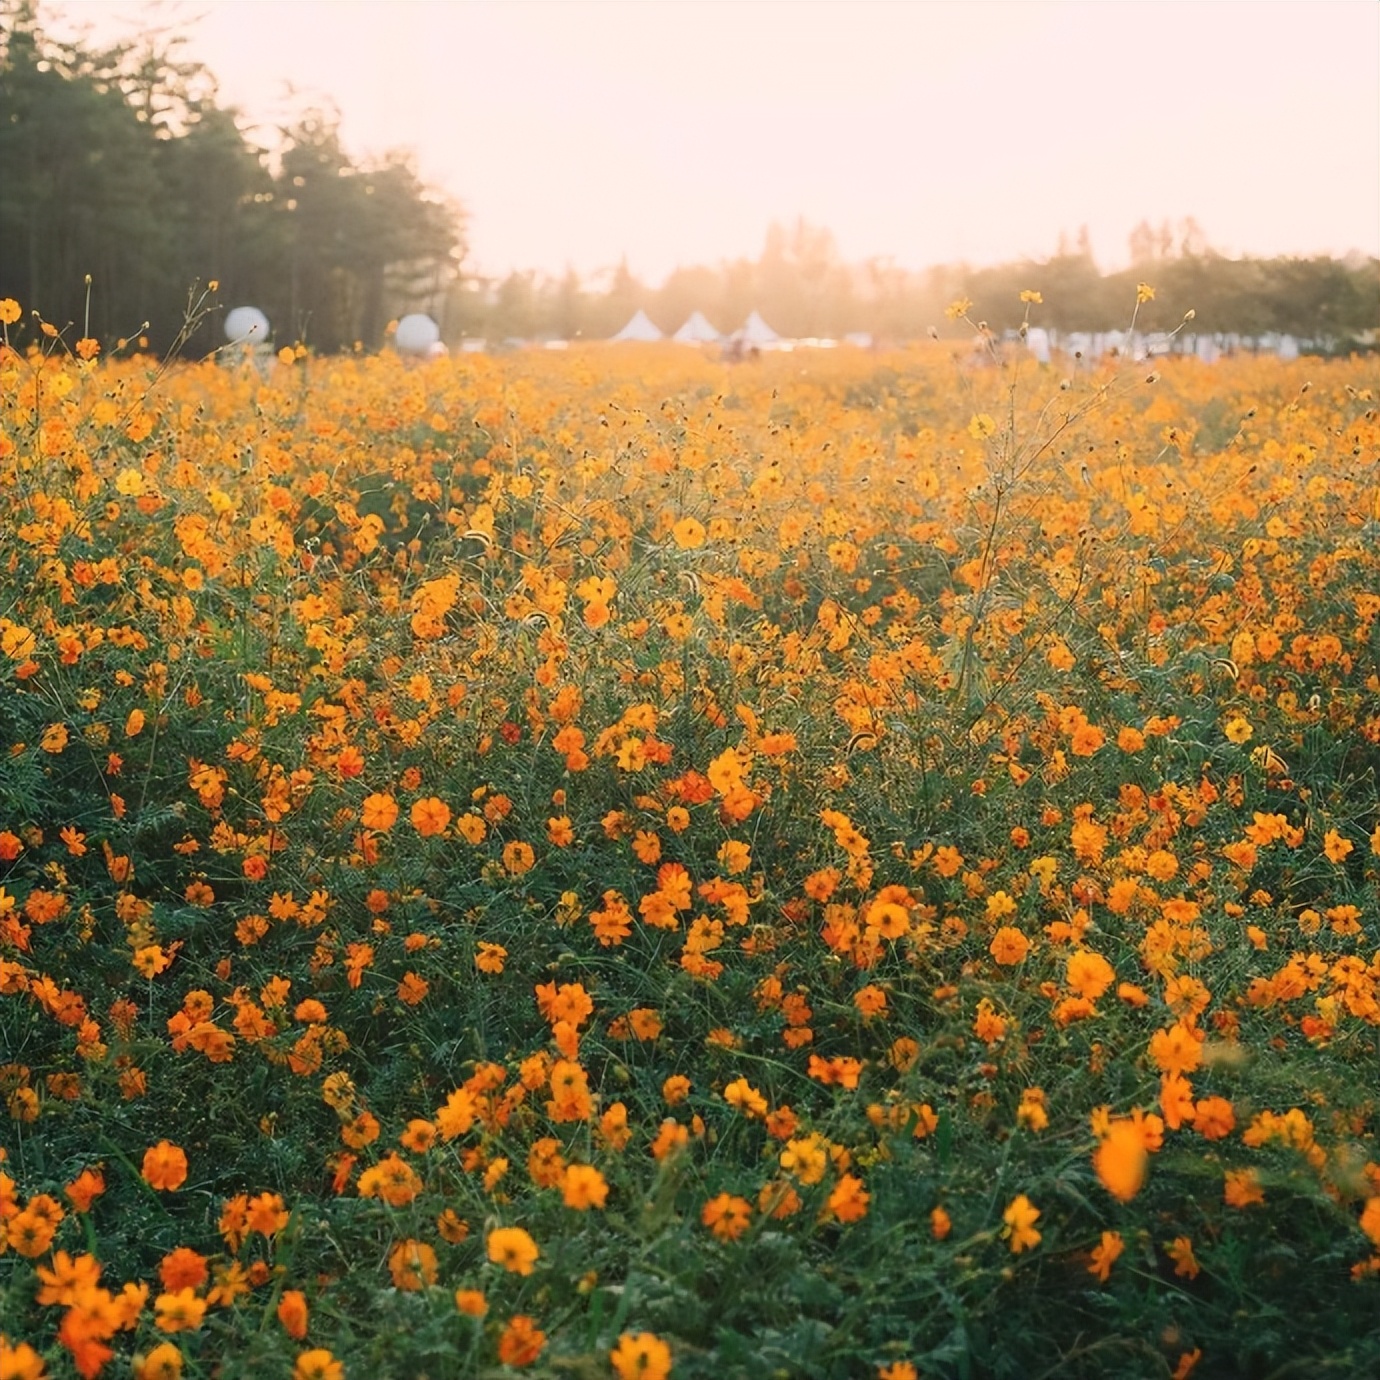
549,266,586,340
653,264,723,337
269,113,461,351
585,257,648,338
492,270,539,340
0,0,169,341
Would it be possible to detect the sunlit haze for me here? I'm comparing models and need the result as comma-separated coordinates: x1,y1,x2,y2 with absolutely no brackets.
44,0,1380,284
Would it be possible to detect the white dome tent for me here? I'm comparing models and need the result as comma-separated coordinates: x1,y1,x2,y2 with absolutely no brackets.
610,309,663,342
672,311,723,344
739,310,780,347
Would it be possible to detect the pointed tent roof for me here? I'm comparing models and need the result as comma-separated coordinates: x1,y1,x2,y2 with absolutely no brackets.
672,310,723,344
739,310,780,345
611,309,662,342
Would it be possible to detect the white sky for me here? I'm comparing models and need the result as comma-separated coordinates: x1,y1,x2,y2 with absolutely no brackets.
43,0,1380,284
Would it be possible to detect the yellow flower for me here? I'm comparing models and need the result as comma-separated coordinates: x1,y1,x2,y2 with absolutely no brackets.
968,413,997,440
1136,282,1156,303
671,516,706,549
1223,715,1253,745
155,1287,207,1332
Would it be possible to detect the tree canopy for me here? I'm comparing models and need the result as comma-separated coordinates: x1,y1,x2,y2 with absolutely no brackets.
0,0,464,352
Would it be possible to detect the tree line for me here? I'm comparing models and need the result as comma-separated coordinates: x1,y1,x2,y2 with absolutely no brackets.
2,1,1373,354
455,218,1377,350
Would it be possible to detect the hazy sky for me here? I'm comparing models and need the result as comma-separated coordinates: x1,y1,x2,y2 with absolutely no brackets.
44,0,1380,284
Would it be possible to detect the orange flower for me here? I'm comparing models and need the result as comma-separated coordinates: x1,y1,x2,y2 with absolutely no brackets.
65,1167,106,1213
397,971,430,1006
455,1288,487,1316
246,1191,290,1236
35,1250,102,1305
561,1164,609,1211
158,1248,208,1292
502,840,536,875
1093,1118,1148,1203
497,1315,546,1367
610,1331,672,1380
701,1192,752,1241
1221,1167,1264,1209
136,1342,185,1380
1065,949,1115,1000
437,1209,469,1243
155,1287,207,1333
1001,1194,1041,1253
277,1289,309,1340
989,926,1030,966
435,1088,477,1140
1192,1095,1235,1141
1149,1022,1203,1078
1322,828,1353,863
358,1153,423,1207
340,1110,380,1148
827,1173,870,1223
662,1075,691,1105
526,1137,567,1189
1165,1235,1201,1279
971,998,1008,1047
487,1226,539,1275
388,1239,438,1290
360,793,399,831
1069,722,1106,756
410,796,451,837
293,1350,344,1380
1087,1229,1124,1282
142,1141,189,1192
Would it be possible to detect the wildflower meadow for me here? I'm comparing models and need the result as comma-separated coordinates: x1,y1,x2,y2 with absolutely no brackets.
1,290,1378,1379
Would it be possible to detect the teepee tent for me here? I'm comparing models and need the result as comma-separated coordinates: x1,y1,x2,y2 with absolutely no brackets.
611,309,663,342
672,311,723,344
739,310,780,346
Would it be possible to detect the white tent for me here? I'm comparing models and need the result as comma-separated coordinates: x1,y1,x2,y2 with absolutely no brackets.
672,311,722,344
739,310,780,346
611,309,663,342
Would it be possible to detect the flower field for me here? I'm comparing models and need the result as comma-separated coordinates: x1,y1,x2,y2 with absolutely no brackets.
1,295,1379,1379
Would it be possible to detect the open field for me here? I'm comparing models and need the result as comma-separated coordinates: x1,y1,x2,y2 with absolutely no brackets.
1,304,1379,1379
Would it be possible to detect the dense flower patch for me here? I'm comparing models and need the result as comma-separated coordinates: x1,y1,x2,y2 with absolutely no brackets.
1,294,1378,1378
